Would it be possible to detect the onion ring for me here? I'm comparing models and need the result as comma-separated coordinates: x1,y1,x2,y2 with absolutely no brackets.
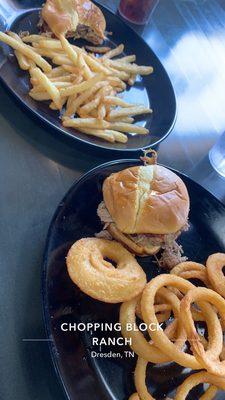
136,299,172,324
174,371,225,399
120,287,186,364
134,357,174,400
128,394,140,400
133,361,218,400
66,238,146,303
206,253,225,298
134,357,153,400
180,287,225,376
141,274,223,369
199,386,218,400
154,304,172,324
170,261,211,289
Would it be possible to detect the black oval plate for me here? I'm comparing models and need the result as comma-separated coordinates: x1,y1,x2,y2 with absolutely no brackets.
0,0,176,153
43,159,225,400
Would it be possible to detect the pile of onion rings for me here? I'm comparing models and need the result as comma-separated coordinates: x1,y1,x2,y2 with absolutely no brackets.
120,254,225,399
66,236,225,398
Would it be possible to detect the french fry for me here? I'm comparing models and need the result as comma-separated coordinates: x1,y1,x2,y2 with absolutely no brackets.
74,127,115,142
66,93,77,115
79,97,101,115
107,76,126,90
59,35,78,65
117,55,136,63
0,32,52,72
32,47,63,58
108,121,149,135
14,50,30,70
52,55,73,66
50,96,67,110
103,61,130,80
98,103,106,120
46,66,67,78
95,85,113,99
104,96,133,108
128,74,137,85
108,105,152,120
101,44,124,60
29,91,52,101
62,64,83,74
85,45,111,54
30,75,71,85
8,32,31,70
89,109,98,118
108,130,128,143
50,75,74,82
77,53,93,80
22,34,55,43
62,117,108,129
106,60,153,75
60,73,103,97
38,39,63,49
115,117,134,123
64,81,108,116
63,118,148,135
82,53,111,75
78,128,127,143
31,67,62,109
31,81,73,91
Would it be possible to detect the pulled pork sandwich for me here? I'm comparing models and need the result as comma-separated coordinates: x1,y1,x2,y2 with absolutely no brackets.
97,163,190,268
40,0,106,44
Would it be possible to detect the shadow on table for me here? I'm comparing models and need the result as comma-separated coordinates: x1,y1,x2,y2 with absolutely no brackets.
0,84,136,173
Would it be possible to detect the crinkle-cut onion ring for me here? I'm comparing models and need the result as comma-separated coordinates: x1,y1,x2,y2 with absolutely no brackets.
141,274,223,369
180,287,225,376
120,288,187,364
174,371,225,399
171,261,211,288
66,238,146,303
206,253,225,298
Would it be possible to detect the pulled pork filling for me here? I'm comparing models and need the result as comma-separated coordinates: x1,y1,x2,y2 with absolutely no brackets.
38,18,103,44
75,24,103,45
97,201,188,268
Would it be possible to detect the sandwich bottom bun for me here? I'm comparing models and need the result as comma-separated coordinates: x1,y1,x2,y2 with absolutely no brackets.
107,223,161,256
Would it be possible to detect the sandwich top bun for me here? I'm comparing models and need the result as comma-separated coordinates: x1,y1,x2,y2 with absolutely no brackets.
41,0,106,42
103,165,190,235
75,0,106,41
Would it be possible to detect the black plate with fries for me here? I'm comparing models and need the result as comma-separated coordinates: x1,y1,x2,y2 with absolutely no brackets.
43,159,225,400
0,0,176,153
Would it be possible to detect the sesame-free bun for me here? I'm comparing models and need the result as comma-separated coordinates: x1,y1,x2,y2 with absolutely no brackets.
103,165,190,235
75,0,106,41
41,0,106,43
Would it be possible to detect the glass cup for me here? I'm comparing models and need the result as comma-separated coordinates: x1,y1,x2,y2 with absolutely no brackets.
118,0,159,25
209,131,225,178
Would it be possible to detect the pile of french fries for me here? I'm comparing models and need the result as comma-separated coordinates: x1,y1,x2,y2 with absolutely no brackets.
0,30,153,143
